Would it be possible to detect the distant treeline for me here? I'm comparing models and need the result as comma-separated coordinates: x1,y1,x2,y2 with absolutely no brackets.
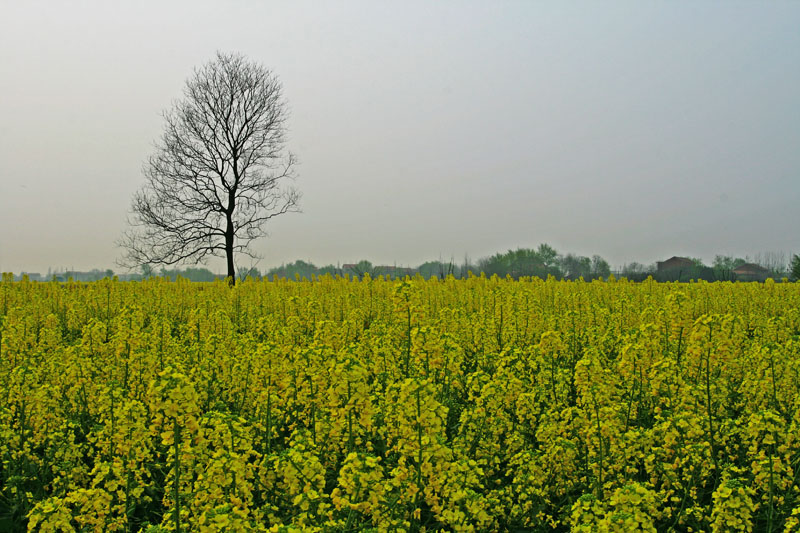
248,244,800,281
257,248,795,282
13,246,799,283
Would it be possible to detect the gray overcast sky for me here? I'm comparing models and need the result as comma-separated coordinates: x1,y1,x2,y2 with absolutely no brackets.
1,1,799,274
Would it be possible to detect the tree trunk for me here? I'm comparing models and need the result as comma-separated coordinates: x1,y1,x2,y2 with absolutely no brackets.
225,218,235,286
225,185,237,286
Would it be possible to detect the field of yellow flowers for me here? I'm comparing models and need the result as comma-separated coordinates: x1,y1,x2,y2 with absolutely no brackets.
2,273,800,532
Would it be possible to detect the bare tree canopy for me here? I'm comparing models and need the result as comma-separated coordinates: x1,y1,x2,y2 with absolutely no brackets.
119,51,300,285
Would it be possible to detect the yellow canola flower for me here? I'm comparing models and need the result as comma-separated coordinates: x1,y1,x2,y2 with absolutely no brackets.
3,276,800,531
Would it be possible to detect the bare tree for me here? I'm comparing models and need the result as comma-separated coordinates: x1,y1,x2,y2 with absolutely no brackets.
752,251,789,275
119,52,300,285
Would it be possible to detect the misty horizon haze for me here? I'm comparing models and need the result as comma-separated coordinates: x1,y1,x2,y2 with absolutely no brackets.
1,1,799,275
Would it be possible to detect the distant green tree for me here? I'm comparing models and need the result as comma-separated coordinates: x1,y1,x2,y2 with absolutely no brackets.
237,266,261,281
141,264,155,278
620,262,652,281
318,264,342,277
559,254,592,280
536,243,559,270
267,260,317,280
418,260,455,279
507,248,544,277
711,255,746,281
350,260,376,278
792,254,800,281
713,255,746,270
477,245,562,279
183,267,218,281
556,254,609,280
591,255,610,278
478,252,511,277
154,266,218,281
621,262,645,275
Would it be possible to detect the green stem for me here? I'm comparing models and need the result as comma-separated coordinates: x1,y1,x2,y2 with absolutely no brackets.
704,328,719,479
593,395,604,499
173,421,181,533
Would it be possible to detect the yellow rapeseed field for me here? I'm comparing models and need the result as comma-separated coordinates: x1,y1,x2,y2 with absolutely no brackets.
2,273,800,532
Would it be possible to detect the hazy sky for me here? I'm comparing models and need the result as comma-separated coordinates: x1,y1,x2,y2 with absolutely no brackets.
1,1,799,274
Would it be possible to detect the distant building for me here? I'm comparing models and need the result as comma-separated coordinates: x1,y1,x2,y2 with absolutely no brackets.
379,266,416,278
733,263,770,282
656,256,694,272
